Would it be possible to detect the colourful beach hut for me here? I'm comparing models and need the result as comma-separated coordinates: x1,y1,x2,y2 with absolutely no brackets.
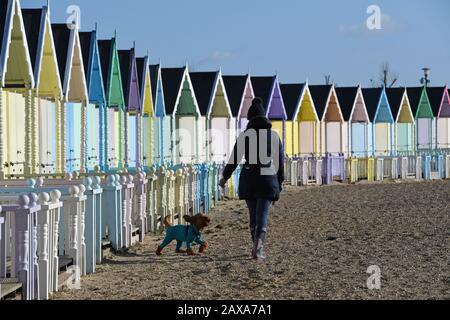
98,35,125,170
222,74,255,133
362,87,394,156
0,0,35,178
335,86,370,157
79,29,106,172
406,87,434,151
22,4,63,175
279,83,305,157
426,86,450,150
309,85,345,156
189,70,233,163
118,47,141,168
136,56,153,167
149,64,165,165
161,66,200,165
386,87,414,154
51,23,89,173
250,76,287,146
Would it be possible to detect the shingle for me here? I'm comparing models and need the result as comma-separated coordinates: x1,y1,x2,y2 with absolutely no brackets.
222,75,248,117
335,87,359,121
280,83,305,120
189,71,217,116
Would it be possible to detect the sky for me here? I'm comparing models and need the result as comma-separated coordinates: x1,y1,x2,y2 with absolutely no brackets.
22,0,450,87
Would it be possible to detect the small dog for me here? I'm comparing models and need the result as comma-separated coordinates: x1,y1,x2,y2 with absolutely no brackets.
156,214,211,256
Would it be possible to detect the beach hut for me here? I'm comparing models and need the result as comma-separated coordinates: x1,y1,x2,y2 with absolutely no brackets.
426,86,450,150
98,35,126,170
386,87,414,154
0,0,35,178
279,83,305,157
136,56,153,167
362,87,394,156
21,4,62,175
335,86,370,157
293,83,319,156
189,70,233,163
79,29,106,172
222,74,255,133
149,64,165,165
309,85,345,156
51,23,88,173
406,87,434,151
250,76,287,146
161,66,200,165
118,47,141,168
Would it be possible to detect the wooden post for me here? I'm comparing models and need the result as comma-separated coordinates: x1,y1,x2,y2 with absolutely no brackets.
24,86,33,176
0,85,4,179
80,101,87,173
61,100,66,174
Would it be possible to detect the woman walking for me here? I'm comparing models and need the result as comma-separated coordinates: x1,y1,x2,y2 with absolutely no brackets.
219,98,284,261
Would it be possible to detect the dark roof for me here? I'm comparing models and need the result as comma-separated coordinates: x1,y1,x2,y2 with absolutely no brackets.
161,67,185,115
222,75,248,117
361,88,383,121
426,86,445,115
136,57,146,94
406,87,423,116
250,76,275,112
189,72,217,116
149,64,160,105
308,85,333,120
335,87,359,121
0,0,8,58
118,49,132,103
51,24,71,85
280,83,305,120
22,9,44,73
97,39,112,90
78,31,93,83
385,87,405,118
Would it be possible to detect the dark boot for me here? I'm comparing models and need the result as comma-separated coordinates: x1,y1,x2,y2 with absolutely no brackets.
250,227,256,258
254,230,267,261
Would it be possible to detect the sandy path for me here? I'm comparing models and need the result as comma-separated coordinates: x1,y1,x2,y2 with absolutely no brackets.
53,180,450,300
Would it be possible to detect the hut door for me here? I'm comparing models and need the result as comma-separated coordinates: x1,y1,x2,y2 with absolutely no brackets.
417,118,431,150
375,123,390,156
65,103,82,173
128,114,137,167
87,104,99,170
326,122,341,155
38,99,56,173
351,123,366,157
437,118,449,149
6,92,26,175
107,108,117,168
299,122,315,156
210,118,228,163
177,116,196,164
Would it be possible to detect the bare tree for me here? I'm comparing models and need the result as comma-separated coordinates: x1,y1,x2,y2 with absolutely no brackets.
377,62,398,88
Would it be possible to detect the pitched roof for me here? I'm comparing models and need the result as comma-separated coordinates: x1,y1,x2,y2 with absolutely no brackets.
118,49,132,104
51,24,71,86
361,88,383,122
97,39,112,90
250,76,275,113
136,57,146,94
189,71,217,116
406,87,424,116
78,31,93,83
222,75,248,117
149,64,160,106
280,83,305,120
335,86,359,121
426,86,445,116
22,8,43,73
308,85,332,120
161,67,185,115
0,0,8,60
385,87,405,118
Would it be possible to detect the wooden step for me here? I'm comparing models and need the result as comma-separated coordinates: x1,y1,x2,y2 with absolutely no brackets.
58,256,73,272
0,278,22,300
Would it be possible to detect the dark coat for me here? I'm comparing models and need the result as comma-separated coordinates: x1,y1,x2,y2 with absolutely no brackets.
222,116,285,201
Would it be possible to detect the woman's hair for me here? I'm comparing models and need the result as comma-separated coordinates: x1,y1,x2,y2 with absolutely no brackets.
252,97,263,106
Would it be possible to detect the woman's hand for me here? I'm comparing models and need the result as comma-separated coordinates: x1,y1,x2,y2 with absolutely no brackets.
219,178,227,188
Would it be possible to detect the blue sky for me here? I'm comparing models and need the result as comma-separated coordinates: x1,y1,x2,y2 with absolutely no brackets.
23,0,450,87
